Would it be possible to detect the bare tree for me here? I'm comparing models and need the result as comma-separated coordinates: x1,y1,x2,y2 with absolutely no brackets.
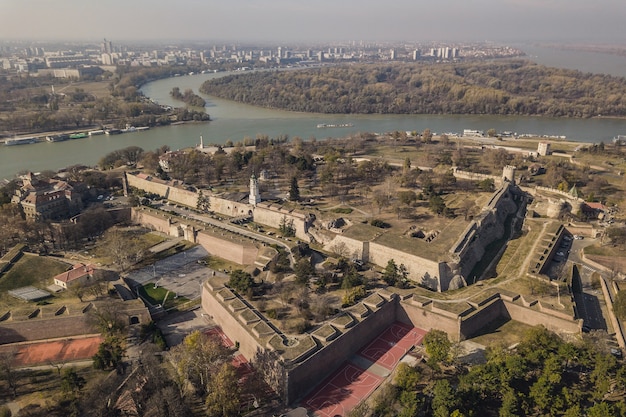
0,349,19,398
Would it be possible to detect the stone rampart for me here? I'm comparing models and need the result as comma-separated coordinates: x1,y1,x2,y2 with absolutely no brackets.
133,207,259,265
201,281,266,361
450,184,519,281
324,235,367,261
397,296,461,340
211,196,251,217
196,231,258,265
127,172,312,242
253,203,310,242
453,167,503,187
503,298,580,334
368,242,444,289
286,294,398,402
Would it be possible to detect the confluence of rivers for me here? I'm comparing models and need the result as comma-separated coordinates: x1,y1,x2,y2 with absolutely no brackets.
2,45,626,180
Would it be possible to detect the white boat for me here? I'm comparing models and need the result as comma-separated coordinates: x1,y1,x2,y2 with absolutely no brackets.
317,123,354,128
5,137,38,146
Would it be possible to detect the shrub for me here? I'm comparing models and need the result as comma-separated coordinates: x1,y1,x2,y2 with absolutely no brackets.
370,219,391,228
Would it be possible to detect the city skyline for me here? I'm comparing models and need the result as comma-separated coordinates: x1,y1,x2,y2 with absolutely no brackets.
2,0,626,44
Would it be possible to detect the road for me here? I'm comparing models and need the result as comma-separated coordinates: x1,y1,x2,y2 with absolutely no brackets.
158,202,296,267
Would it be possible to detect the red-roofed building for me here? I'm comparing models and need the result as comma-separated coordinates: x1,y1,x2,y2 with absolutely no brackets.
582,202,607,220
53,263,97,289
12,172,84,221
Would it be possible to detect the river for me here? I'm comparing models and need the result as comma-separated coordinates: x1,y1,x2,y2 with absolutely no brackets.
2,44,626,180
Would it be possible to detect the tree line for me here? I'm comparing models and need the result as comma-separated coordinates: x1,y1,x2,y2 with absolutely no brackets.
170,87,207,107
0,64,209,136
201,60,626,117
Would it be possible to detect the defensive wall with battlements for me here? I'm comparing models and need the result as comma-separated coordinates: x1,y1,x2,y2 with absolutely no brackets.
202,277,582,405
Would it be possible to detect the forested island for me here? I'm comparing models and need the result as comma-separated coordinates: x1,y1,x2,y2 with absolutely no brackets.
200,60,626,118
170,87,207,107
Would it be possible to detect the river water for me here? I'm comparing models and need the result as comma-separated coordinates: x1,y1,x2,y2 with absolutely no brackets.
2,44,626,180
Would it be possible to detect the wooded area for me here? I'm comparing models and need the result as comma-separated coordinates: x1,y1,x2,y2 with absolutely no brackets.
201,60,626,117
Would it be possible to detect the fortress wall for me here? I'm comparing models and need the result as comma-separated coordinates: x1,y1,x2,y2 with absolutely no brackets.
196,230,258,265
452,185,519,279
126,173,169,197
503,300,580,334
324,235,366,260
368,242,442,283
459,299,509,340
211,196,251,217
397,298,461,341
287,299,397,403
252,203,309,241
201,283,265,361
165,187,199,208
132,208,172,234
453,168,503,187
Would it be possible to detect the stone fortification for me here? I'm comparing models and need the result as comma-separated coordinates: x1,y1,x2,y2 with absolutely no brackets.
202,277,401,404
367,242,446,290
324,183,524,291
449,183,520,285
132,207,259,265
452,167,503,188
126,172,313,242
202,274,582,405
253,202,313,242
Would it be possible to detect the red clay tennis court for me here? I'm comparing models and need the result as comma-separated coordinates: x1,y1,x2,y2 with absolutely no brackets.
0,335,104,367
303,322,425,416
358,322,426,370
302,363,383,417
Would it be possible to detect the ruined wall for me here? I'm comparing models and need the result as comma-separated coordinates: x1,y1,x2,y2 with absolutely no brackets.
196,231,258,265
286,298,397,403
453,167,503,188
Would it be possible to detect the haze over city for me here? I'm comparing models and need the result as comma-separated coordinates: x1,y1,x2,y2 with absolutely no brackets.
2,0,626,43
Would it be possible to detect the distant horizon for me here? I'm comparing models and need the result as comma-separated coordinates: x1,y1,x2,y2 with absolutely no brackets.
2,0,626,45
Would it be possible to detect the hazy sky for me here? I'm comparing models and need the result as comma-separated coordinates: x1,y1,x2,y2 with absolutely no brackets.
2,0,626,44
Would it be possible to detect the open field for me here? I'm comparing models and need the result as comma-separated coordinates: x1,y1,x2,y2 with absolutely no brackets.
0,254,69,293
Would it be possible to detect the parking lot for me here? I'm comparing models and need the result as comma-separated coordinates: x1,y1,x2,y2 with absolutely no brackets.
124,245,229,302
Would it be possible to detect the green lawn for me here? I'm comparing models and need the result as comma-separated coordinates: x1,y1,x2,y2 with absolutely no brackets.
139,283,189,310
0,254,69,292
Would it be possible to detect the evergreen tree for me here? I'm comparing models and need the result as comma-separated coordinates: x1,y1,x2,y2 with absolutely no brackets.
289,176,300,201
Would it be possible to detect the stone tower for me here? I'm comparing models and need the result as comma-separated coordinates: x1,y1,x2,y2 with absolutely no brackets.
249,174,261,206
502,165,516,184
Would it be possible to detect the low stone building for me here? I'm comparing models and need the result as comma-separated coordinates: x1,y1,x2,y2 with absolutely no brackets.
53,263,97,289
